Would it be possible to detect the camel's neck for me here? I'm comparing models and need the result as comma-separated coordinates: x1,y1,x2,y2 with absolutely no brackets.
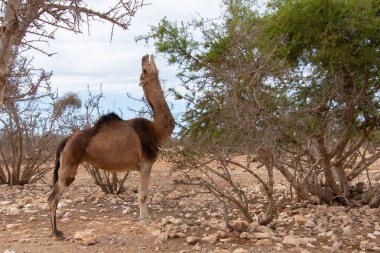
142,78,175,145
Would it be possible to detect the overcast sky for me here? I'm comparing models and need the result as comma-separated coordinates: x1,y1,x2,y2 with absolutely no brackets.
29,0,223,117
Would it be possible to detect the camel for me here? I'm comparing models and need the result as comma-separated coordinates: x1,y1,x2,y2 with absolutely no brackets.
47,54,175,239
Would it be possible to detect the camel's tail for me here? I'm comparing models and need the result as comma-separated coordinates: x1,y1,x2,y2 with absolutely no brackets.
53,138,68,184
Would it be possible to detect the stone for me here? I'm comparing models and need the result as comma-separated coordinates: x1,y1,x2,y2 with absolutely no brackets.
255,239,272,246
6,223,21,230
186,236,199,245
233,248,249,253
304,219,316,228
253,232,272,240
7,206,21,216
240,232,253,240
229,219,249,231
282,235,313,247
155,230,169,243
151,229,161,236
360,240,376,251
220,238,233,243
3,250,16,253
368,233,377,239
294,215,308,225
74,230,97,245
330,241,342,252
201,233,220,244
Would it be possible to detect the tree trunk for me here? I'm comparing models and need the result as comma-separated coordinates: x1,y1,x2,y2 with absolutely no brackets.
0,0,20,109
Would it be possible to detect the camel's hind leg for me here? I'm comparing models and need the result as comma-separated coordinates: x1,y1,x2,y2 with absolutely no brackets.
48,163,78,239
139,162,152,225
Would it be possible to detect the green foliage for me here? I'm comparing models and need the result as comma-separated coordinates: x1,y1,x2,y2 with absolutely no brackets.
265,0,380,73
139,0,380,157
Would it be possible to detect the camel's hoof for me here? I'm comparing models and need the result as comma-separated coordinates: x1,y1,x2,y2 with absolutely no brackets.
140,216,152,226
52,230,65,241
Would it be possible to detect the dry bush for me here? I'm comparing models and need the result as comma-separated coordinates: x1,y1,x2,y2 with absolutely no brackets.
0,57,80,185
84,164,131,195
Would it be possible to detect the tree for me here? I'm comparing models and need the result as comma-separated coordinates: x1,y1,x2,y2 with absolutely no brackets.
0,56,81,185
0,0,145,108
262,0,380,202
139,0,282,225
139,0,380,225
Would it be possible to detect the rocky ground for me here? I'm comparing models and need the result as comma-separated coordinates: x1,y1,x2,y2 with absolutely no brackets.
1,160,380,253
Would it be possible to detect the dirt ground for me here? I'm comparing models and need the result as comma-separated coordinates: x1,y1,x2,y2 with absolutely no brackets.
1,160,380,253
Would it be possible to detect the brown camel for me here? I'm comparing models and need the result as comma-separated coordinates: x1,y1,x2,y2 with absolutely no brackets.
48,54,175,239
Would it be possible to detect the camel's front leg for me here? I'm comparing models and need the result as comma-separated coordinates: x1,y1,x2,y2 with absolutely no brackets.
139,163,152,225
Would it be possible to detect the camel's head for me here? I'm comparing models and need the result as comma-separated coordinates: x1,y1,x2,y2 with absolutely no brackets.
140,54,158,87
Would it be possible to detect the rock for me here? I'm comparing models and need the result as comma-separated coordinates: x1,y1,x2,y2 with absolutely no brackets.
233,248,249,253
229,219,249,231
151,229,161,236
294,215,308,225
255,239,272,246
79,216,89,221
253,232,272,240
304,220,316,228
240,232,253,240
256,225,272,234
184,213,193,219
282,235,314,247
373,231,380,236
186,236,199,245
342,225,353,237
7,206,21,216
368,233,377,239
330,240,342,252
201,233,220,244
220,238,233,243
74,230,97,245
249,222,259,232
6,223,21,230
155,230,169,244
3,249,16,253
360,240,377,251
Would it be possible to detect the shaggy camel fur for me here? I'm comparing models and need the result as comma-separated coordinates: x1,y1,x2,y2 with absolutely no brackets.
48,54,175,239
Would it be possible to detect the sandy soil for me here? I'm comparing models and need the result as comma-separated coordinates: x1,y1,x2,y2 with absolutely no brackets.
1,160,380,253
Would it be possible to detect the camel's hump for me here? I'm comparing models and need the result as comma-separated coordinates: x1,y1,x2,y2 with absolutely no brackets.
94,112,123,129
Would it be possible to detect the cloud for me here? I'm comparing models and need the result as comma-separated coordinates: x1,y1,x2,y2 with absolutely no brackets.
26,0,223,115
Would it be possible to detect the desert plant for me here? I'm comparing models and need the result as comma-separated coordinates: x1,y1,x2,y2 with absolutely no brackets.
139,0,380,225
0,57,80,185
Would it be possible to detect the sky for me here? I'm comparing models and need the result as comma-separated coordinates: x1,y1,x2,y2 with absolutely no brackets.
29,0,224,118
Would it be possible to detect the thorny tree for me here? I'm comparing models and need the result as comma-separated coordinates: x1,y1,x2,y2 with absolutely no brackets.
140,0,380,226
0,0,145,108
0,56,81,185
140,0,284,226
